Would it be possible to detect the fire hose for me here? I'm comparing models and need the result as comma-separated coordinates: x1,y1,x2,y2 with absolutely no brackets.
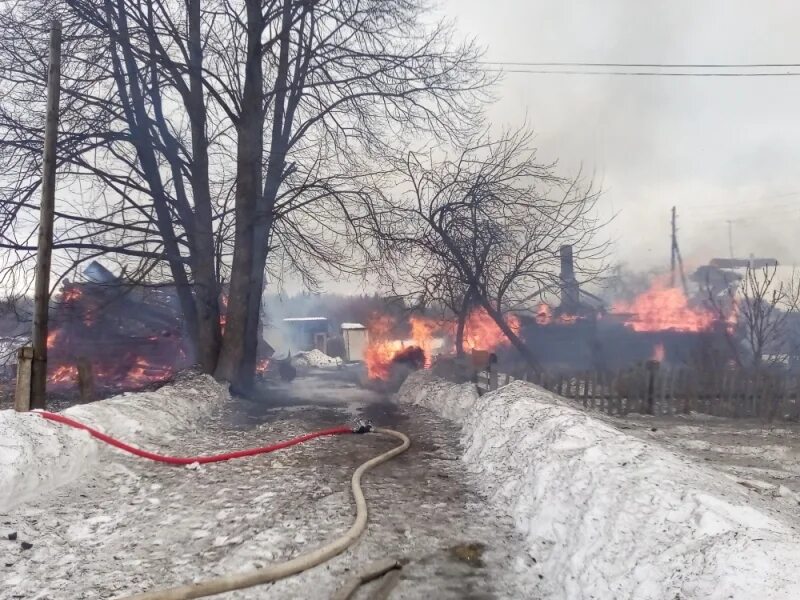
37,411,411,599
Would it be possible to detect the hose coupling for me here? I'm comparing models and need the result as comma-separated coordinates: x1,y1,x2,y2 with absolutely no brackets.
352,420,373,434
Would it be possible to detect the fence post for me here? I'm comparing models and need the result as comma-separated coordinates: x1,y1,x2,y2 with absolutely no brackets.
489,368,498,391
582,372,590,408
14,346,34,412
645,360,658,415
77,357,94,403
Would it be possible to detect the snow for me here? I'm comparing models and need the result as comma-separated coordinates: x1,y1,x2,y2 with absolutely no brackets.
396,371,800,599
0,373,227,513
2,371,542,599
292,348,343,368
282,317,327,322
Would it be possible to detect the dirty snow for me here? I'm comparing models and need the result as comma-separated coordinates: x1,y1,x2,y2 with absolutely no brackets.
292,348,342,368
396,371,800,599
1,370,541,599
0,373,227,513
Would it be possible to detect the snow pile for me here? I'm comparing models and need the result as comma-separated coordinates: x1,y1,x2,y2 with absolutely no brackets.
292,349,342,368
396,371,800,599
0,373,227,513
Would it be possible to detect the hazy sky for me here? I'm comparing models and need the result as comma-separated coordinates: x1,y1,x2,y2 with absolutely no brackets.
438,0,800,270
275,0,800,295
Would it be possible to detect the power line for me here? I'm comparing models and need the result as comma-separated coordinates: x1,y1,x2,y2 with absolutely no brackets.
480,61,800,68
483,68,800,77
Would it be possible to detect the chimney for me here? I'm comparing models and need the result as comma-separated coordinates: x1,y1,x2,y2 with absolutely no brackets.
559,245,580,313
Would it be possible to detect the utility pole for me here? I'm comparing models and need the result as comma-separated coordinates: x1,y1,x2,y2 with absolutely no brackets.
670,207,677,288
29,21,62,410
726,220,734,259
670,206,689,295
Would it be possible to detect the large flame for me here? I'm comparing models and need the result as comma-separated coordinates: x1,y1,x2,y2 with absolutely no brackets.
462,308,520,351
611,279,715,332
364,308,520,381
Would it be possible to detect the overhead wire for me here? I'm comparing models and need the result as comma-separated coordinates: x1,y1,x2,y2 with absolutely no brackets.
479,60,800,76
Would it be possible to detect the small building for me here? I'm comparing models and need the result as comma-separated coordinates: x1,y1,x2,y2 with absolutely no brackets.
341,323,368,362
283,317,329,353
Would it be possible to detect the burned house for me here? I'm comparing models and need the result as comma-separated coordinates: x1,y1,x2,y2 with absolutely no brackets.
44,261,272,393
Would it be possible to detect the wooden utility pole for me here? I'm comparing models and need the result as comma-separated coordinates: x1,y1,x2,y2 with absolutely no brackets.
670,207,677,287
29,21,62,410
670,206,689,295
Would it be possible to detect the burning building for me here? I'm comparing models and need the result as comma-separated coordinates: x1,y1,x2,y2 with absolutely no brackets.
42,261,272,395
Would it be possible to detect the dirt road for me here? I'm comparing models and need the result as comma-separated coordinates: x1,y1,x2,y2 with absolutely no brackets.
1,368,541,599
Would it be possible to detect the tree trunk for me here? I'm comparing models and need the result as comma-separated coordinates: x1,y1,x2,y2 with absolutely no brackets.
187,0,221,373
455,295,470,357
214,0,263,384
480,298,538,368
237,0,294,390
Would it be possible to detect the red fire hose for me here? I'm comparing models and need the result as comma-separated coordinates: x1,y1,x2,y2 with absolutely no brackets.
37,410,355,465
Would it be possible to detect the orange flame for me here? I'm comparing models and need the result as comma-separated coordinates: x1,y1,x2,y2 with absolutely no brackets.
47,330,60,349
219,295,229,334
48,364,78,385
462,307,520,351
61,288,82,302
611,279,715,332
364,308,521,381
651,343,665,362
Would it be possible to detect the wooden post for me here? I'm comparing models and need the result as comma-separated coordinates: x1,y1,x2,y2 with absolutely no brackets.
489,368,498,391
14,347,34,412
77,357,94,403
582,371,591,408
29,21,62,411
645,360,658,415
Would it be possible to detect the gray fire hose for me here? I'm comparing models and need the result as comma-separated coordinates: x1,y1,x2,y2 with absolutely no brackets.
119,427,410,600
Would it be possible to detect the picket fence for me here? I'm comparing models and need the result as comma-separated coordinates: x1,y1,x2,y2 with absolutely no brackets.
475,363,800,420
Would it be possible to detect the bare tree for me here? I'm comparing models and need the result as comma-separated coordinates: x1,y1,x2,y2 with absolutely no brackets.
381,128,607,367
0,0,488,389
705,264,800,369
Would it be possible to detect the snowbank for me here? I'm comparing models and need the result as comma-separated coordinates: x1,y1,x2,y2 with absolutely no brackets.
396,371,800,599
292,349,342,368
0,373,227,513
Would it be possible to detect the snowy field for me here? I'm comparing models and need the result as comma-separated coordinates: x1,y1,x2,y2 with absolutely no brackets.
396,371,800,599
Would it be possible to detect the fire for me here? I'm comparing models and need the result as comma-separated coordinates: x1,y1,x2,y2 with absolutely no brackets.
126,357,173,385
409,315,439,368
61,288,82,302
534,303,580,325
462,307,520,351
651,343,665,362
611,279,715,332
364,308,521,381
48,364,78,385
47,330,60,349
256,358,270,374
219,295,229,334
536,304,551,325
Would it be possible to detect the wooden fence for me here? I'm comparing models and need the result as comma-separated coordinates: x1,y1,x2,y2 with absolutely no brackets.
476,363,800,420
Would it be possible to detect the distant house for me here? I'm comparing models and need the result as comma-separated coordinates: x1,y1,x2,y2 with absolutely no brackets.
283,317,329,353
341,323,368,362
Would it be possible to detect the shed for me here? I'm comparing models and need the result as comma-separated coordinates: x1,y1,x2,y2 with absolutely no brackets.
341,323,368,362
283,317,329,353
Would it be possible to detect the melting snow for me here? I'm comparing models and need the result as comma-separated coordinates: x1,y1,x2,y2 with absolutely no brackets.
292,349,342,368
396,371,800,599
0,373,227,513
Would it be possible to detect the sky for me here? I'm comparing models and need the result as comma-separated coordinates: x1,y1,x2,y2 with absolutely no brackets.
433,0,800,272
286,0,800,296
